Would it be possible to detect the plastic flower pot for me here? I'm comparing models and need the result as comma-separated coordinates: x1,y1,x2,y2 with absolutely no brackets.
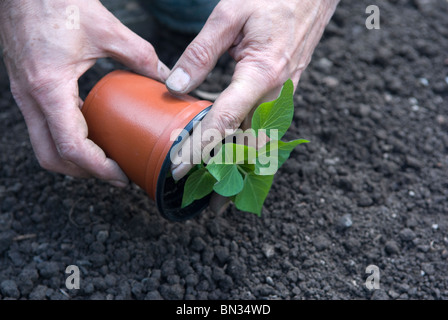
82,70,212,221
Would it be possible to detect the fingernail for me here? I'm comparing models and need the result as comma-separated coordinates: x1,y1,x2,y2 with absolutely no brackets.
158,60,171,82
109,179,128,188
166,67,190,93
171,162,194,181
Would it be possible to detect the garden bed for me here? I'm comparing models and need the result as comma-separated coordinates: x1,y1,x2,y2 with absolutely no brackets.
0,0,447,300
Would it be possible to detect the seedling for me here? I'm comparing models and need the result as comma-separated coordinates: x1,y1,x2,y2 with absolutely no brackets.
180,79,309,215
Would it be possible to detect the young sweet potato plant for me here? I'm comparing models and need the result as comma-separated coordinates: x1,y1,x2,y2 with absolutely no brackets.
181,79,309,216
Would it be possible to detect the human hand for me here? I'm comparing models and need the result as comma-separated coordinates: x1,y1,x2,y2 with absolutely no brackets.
0,0,170,187
167,0,339,212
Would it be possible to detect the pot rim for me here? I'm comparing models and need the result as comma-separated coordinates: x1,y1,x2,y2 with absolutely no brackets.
155,105,212,221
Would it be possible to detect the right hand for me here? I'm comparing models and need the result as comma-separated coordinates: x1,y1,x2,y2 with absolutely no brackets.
0,0,170,187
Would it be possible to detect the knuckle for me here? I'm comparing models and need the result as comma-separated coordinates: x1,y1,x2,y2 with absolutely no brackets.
257,60,285,87
210,2,233,24
213,110,242,133
243,55,287,88
185,41,214,69
56,141,80,161
27,74,49,93
134,43,157,67
26,73,59,102
265,63,282,84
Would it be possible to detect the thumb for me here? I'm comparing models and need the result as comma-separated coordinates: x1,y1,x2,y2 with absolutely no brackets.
166,6,245,94
171,63,277,181
101,19,170,82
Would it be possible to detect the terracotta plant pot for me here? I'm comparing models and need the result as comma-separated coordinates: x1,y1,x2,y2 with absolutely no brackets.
82,70,212,221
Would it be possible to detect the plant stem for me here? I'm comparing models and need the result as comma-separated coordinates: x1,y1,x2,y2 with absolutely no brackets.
237,165,248,177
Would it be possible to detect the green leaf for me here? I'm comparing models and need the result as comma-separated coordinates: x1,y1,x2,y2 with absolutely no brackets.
206,143,256,197
208,164,244,197
251,79,294,140
207,143,256,165
238,163,255,173
181,167,217,208
255,139,309,175
234,173,274,216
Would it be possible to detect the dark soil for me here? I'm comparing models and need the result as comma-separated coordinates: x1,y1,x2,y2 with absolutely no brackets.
1,0,447,300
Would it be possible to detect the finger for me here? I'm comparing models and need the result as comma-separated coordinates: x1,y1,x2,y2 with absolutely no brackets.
99,14,171,82
20,95,91,178
34,79,129,187
203,60,283,132
166,3,246,94
171,62,280,180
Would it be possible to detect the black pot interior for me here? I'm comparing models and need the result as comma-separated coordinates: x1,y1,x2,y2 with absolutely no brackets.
155,106,212,221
